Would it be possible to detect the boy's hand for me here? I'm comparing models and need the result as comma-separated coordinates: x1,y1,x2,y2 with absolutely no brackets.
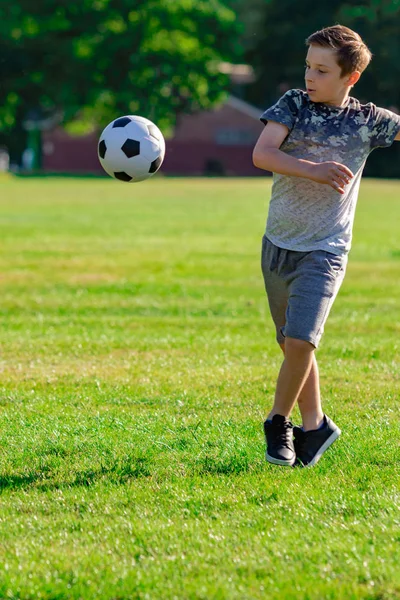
308,162,354,194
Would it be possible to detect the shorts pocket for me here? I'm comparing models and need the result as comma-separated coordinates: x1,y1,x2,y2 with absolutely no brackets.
323,251,347,276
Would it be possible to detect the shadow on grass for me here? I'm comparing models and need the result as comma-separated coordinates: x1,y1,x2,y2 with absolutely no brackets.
193,453,257,476
0,450,265,492
0,456,152,493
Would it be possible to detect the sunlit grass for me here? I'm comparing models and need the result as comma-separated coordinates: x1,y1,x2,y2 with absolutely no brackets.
0,176,399,599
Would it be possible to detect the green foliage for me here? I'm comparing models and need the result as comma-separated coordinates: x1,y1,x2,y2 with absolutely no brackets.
246,0,400,110
223,0,265,52
0,0,240,158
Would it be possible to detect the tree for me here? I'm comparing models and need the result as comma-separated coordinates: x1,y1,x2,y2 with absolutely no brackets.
0,0,240,162
245,0,400,109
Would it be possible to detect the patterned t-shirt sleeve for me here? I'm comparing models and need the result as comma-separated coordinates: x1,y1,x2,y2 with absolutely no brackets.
370,105,400,150
260,89,302,130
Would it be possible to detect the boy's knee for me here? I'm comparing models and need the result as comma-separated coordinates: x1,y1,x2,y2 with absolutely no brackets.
285,336,315,354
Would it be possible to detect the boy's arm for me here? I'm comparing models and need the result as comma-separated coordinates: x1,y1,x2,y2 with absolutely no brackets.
253,120,354,194
395,131,400,141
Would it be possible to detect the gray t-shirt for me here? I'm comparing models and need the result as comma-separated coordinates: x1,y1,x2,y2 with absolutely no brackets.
260,89,400,255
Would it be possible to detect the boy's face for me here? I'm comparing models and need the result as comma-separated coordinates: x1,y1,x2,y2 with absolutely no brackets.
305,45,360,105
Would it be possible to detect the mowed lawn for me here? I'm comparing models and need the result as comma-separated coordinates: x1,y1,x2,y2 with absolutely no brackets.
0,175,399,600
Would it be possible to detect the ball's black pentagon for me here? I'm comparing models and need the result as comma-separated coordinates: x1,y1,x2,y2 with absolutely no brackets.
114,171,132,182
98,139,107,159
121,138,140,158
149,156,162,174
112,117,132,128
147,124,160,141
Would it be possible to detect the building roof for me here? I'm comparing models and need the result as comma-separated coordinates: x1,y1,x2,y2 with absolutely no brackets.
226,96,262,120
218,62,256,84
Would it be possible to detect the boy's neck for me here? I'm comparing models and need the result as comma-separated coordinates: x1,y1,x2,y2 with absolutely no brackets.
323,90,351,108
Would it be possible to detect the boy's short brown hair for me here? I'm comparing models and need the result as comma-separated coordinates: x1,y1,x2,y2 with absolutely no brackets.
306,24,372,77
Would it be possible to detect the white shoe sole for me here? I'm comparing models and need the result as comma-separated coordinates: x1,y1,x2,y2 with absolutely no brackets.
301,427,341,468
266,452,296,467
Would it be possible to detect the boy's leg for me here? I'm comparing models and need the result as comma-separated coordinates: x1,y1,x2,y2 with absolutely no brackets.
260,237,346,465
263,245,347,426
267,336,315,421
267,339,341,467
263,336,314,467
277,342,324,431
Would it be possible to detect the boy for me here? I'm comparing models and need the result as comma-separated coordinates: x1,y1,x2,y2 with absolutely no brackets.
253,24,400,468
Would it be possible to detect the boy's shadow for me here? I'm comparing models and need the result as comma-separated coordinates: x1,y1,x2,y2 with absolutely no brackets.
0,457,151,492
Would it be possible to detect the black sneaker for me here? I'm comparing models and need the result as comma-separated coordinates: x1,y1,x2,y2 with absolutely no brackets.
293,415,341,467
264,414,296,466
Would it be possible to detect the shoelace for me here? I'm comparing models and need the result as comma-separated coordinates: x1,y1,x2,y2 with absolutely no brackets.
273,421,293,449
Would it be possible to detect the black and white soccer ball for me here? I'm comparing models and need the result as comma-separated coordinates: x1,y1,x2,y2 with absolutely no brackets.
98,115,165,182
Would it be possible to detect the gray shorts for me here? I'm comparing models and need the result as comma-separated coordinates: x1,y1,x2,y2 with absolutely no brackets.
261,235,348,348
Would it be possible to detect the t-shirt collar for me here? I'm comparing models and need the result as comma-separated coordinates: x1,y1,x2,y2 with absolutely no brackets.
310,96,352,111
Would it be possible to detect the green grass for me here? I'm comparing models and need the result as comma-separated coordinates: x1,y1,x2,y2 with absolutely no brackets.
0,175,399,600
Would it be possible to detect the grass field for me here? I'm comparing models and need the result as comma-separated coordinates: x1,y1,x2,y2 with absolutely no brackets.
0,175,399,600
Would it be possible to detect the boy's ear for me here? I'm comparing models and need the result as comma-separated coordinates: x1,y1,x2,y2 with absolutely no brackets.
347,71,361,87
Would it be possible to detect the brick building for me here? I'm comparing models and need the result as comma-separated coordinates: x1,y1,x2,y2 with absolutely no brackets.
42,95,266,177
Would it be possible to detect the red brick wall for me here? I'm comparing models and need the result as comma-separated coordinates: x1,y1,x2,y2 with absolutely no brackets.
43,129,100,173
173,102,263,142
42,99,267,177
164,141,262,176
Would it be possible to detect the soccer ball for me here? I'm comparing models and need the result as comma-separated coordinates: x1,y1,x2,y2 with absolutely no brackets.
97,115,165,183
